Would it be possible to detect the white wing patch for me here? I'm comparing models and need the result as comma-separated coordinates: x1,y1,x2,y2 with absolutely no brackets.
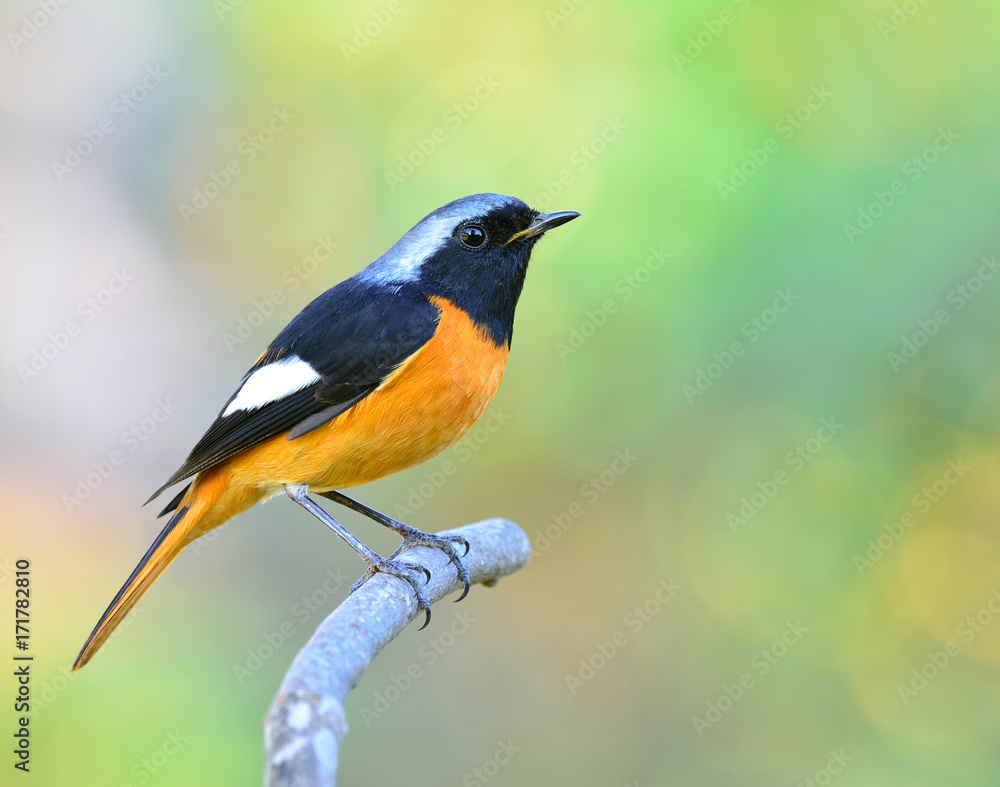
223,356,320,416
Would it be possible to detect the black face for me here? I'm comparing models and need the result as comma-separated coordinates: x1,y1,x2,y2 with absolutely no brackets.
419,201,548,347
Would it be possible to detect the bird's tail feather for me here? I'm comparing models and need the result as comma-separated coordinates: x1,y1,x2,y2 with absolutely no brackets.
74,470,264,671
73,496,196,671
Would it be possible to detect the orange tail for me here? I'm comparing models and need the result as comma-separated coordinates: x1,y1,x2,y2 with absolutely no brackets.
72,500,195,671
73,468,264,671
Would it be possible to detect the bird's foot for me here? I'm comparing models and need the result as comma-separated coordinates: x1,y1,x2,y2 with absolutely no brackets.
315,491,471,609
350,555,433,628
388,528,471,601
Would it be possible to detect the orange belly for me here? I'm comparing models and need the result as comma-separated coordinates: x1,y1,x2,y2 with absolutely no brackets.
214,296,509,494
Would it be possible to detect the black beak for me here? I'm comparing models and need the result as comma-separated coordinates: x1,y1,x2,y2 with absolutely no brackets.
507,210,581,243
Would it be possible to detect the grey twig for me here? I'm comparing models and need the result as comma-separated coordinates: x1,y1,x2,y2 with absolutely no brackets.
262,518,531,787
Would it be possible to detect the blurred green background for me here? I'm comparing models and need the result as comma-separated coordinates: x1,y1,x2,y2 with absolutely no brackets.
3,1,1000,785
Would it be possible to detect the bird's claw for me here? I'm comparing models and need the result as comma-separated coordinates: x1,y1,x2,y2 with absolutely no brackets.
350,530,471,629
389,532,472,602
351,557,432,627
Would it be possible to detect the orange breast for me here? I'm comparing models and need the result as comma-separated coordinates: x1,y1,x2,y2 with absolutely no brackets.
220,296,509,492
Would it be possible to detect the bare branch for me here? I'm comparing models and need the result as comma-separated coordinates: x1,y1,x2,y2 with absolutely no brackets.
262,518,531,787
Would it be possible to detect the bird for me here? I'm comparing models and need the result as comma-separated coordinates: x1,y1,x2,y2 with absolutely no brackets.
73,193,579,671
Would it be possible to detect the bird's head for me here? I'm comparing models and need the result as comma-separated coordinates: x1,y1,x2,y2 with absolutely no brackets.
359,193,579,345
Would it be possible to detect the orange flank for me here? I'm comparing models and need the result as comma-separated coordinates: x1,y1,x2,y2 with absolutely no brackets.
229,296,509,492
72,296,508,670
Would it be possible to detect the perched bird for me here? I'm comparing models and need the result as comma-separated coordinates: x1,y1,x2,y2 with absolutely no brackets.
73,193,579,670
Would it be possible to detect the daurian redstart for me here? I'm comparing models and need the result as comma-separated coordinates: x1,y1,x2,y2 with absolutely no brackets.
74,193,579,670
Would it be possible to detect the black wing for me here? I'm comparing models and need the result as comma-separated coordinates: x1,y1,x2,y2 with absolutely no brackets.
147,281,440,505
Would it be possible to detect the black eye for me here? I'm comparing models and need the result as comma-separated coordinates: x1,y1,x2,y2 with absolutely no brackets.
459,224,487,249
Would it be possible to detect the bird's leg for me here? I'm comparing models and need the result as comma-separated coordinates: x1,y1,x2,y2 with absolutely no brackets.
284,484,432,628
318,490,471,601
